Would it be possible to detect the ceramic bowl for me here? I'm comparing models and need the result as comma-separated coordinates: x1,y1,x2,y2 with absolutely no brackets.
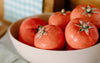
8,13,100,63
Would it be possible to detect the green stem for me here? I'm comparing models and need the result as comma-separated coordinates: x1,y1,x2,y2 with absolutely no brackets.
35,25,43,33
75,20,92,34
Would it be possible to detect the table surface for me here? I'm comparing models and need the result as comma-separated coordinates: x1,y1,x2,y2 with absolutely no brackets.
0,31,24,58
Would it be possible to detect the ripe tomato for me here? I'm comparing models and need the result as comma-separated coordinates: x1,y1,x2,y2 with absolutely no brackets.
34,25,65,50
48,9,71,30
66,44,75,50
18,18,47,46
71,4,100,29
70,0,100,9
65,18,99,49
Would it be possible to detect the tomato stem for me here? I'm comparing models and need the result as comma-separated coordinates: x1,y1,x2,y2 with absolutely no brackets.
59,9,66,15
75,20,93,34
81,5,97,17
35,25,43,33
36,26,49,39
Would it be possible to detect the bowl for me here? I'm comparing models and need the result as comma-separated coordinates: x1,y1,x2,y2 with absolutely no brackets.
8,13,100,63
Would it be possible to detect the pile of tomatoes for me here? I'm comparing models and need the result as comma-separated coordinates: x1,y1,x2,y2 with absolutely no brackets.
18,4,100,50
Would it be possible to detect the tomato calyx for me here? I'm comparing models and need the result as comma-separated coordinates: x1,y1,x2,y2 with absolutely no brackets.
59,9,66,15
75,20,93,34
35,25,43,33
36,26,49,39
81,5,97,17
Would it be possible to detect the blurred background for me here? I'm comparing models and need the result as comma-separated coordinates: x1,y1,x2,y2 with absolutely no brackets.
0,0,100,26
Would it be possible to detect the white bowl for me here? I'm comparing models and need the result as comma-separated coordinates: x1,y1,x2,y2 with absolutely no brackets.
8,13,100,63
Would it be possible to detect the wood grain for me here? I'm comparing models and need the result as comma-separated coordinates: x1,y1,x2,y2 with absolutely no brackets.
0,24,8,38
0,0,3,16
43,0,54,13
43,0,65,13
0,0,12,26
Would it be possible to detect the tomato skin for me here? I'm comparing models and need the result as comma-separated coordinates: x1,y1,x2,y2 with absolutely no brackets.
71,4,100,29
66,44,75,50
34,25,65,50
65,18,99,49
48,11,71,30
18,18,47,46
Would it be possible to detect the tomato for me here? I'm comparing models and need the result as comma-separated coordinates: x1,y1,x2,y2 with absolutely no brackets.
66,44,75,50
34,25,65,50
18,18,47,46
65,18,99,49
48,9,71,30
70,0,100,9
71,4,100,29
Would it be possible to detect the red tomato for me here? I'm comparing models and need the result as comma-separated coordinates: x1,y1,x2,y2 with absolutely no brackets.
65,18,99,49
34,25,65,50
18,18,47,46
48,9,71,30
71,4,100,29
66,44,75,50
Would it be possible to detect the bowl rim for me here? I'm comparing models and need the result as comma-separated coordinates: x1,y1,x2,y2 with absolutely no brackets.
8,13,100,52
